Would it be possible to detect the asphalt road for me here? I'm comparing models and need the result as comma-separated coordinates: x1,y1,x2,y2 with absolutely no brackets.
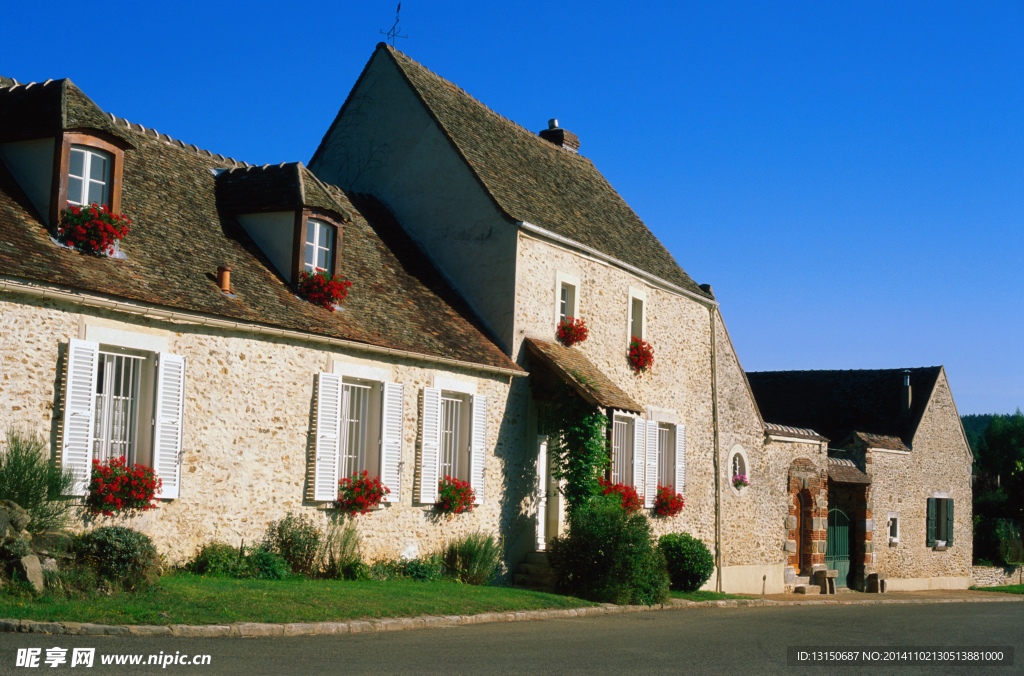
1,602,1021,676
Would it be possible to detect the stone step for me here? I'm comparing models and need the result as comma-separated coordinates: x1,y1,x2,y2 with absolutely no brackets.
794,585,820,595
525,552,549,565
518,563,552,576
514,573,557,587
794,576,810,585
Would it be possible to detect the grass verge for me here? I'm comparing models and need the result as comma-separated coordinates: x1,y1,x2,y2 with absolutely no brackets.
669,590,755,602
969,585,1024,595
0,573,594,626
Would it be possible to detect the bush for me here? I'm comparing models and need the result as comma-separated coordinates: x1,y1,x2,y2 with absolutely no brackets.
658,532,714,592
442,531,501,585
262,512,322,576
75,526,160,591
548,493,669,605
394,556,446,582
318,521,363,580
996,519,1024,565
0,428,76,532
188,541,289,580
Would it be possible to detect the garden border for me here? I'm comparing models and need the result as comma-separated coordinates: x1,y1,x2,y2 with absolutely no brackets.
0,595,1020,638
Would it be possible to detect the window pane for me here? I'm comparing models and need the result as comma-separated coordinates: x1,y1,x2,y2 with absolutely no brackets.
89,153,108,181
304,244,315,268
317,245,329,270
67,177,84,205
69,149,85,178
631,298,643,339
560,286,568,320
87,180,105,206
306,220,318,246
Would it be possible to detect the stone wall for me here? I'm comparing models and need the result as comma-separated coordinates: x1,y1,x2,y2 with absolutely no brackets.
868,371,973,585
972,565,1024,587
0,292,529,568
512,233,719,548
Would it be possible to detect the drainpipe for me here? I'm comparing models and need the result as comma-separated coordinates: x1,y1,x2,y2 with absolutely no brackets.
710,307,723,592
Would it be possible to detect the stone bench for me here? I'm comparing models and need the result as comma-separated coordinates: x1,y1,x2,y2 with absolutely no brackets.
867,572,887,593
813,569,838,595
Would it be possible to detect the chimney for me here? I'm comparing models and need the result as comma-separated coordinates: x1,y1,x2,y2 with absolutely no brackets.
901,370,912,417
538,119,580,153
216,266,232,295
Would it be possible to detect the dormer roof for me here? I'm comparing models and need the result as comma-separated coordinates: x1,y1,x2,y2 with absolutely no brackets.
216,162,351,221
0,77,131,144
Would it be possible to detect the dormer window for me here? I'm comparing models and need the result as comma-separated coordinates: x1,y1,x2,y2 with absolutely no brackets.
67,145,112,207
304,218,335,273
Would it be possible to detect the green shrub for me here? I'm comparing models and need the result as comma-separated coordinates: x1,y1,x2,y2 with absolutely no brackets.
242,547,290,580
394,556,446,582
189,542,243,576
262,512,322,576
658,532,715,592
0,428,76,532
0,535,32,561
318,520,363,580
76,526,160,591
442,531,501,585
548,493,669,605
187,541,289,580
996,519,1024,565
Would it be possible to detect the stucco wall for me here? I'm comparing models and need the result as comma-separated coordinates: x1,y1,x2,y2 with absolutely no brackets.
868,372,973,581
309,52,519,353
0,293,530,568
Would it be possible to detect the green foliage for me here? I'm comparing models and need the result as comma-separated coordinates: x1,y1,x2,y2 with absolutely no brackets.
244,547,291,580
658,532,715,592
996,519,1024,565
187,541,289,580
0,428,76,533
75,526,161,591
318,520,363,580
544,384,610,516
548,493,669,605
359,556,446,582
442,531,501,585
189,542,244,576
262,512,322,576
0,535,32,561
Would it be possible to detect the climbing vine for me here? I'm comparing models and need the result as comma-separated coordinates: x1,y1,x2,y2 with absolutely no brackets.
543,383,610,516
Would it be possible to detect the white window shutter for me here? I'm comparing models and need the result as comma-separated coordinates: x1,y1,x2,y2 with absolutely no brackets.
379,382,404,502
62,339,99,496
632,416,645,495
417,387,441,504
645,421,659,508
153,352,186,499
313,372,342,502
675,423,687,497
469,394,488,504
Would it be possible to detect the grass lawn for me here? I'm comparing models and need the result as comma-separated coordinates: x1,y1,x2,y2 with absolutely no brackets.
0,573,594,626
970,585,1024,595
669,590,754,602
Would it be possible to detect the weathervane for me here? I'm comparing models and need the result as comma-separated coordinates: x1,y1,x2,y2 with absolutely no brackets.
380,3,408,47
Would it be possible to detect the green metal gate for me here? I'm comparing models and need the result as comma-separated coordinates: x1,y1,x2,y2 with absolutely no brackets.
825,508,851,588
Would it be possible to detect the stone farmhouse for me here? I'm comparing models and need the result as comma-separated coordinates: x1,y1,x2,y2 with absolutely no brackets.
0,44,973,593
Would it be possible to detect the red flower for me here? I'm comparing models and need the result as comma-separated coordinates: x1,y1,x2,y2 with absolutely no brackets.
58,203,131,257
436,476,475,515
653,484,685,517
597,478,642,513
627,336,654,375
556,317,589,347
334,471,389,515
85,456,162,516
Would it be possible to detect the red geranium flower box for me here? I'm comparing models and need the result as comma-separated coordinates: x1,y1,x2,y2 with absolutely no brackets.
58,204,131,257
627,336,654,375
437,476,475,515
85,456,161,517
598,478,642,514
556,317,589,347
335,470,389,516
653,484,685,517
297,268,352,311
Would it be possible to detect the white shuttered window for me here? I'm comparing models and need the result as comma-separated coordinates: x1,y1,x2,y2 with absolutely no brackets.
60,338,185,499
645,421,659,508
675,423,687,497
418,387,488,504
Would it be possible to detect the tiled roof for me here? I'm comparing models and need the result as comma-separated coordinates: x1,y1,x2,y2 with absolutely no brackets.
313,45,712,301
0,78,130,143
764,422,827,442
0,79,522,375
844,431,910,452
524,338,642,413
746,367,942,445
826,457,870,484
216,163,351,219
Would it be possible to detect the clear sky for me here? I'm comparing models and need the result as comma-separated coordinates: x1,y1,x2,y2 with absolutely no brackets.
5,1,1022,414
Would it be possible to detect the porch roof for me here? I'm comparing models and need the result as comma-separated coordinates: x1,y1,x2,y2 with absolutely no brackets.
826,457,871,484
524,338,643,414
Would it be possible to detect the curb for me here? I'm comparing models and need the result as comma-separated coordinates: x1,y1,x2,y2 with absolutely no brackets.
1,595,1020,638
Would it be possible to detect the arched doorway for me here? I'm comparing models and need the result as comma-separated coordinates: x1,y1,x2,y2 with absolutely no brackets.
825,507,852,588
795,493,805,573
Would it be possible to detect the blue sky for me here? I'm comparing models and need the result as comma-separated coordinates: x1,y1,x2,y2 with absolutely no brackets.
5,1,1022,414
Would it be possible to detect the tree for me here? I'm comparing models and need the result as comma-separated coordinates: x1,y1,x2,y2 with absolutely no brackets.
981,410,1024,520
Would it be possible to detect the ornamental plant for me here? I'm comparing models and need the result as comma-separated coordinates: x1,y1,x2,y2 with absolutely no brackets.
627,336,654,375
297,268,352,311
556,317,589,347
85,456,161,517
732,474,750,489
437,475,475,515
658,532,714,592
58,204,131,257
597,477,642,514
335,470,390,516
653,484,685,517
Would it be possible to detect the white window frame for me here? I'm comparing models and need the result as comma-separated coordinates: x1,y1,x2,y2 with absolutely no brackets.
67,145,112,207
656,423,674,488
627,286,647,342
304,218,335,273
887,511,900,544
439,392,466,480
554,271,580,326
728,445,750,496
